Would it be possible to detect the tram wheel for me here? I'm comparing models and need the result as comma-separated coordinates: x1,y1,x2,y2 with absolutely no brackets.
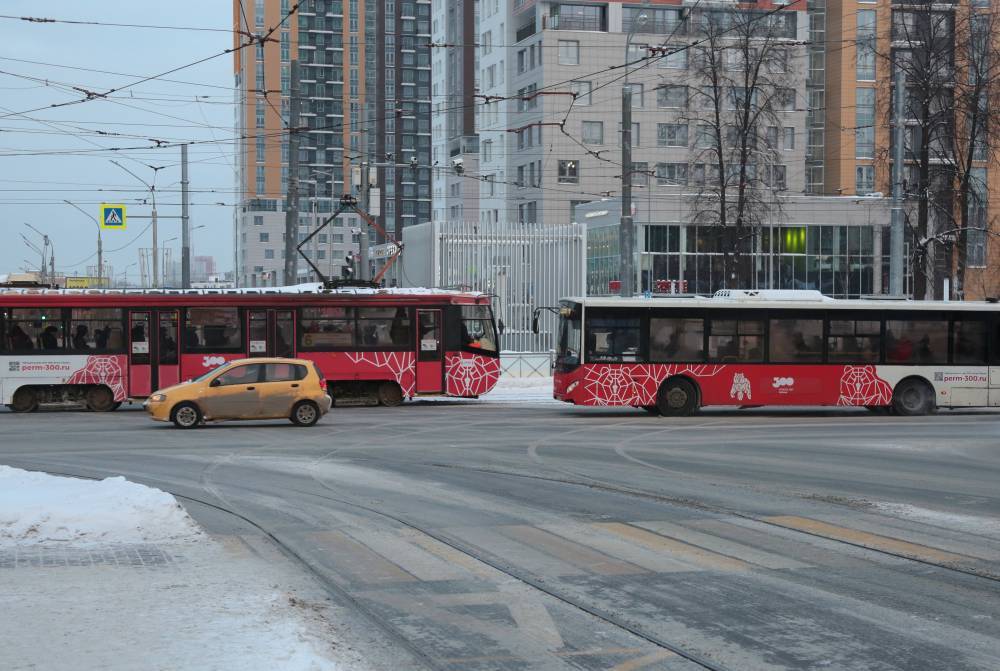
85,386,116,412
377,381,404,407
8,387,39,413
892,378,936,416
656,378,699,417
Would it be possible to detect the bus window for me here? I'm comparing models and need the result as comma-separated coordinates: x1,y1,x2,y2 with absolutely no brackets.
8,308,63,352
556,304,582,369
952,319,987,365
708,319,763,362
357,307,411,349
70,308,125,353
586,314,640,363
299,307,354,350
185,308,242,352
649,318,704,362
769,319,823,363
459,305,497,353
827,319,880,363
885,319,948,364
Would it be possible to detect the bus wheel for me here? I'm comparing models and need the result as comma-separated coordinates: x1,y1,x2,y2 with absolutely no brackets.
171,402,202,429
657,378,699,417
892,378,935,416
8,387,39,413
377,382,403,407
85,386,116,412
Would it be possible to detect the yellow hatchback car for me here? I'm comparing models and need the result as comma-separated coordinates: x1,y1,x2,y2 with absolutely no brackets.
144,358,333,429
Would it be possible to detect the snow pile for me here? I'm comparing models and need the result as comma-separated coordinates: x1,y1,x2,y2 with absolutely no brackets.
480,375,556,404
0,466,202,546
873,502,1000,537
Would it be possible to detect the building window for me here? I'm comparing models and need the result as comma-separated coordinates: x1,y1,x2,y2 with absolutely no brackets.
855,88,875,159
558,160,579,184
558,40,580,65
657,85,687,109
968,167,988,267
856,165,874,194
253,215,264,226
657,123,688,147
783,127,795,150
632,162,649,187
255,166,265,194
570,81,591,105
856,11,876,81
625,82,644,107
658,45,688,70
259,232,269,242
656,162,688,186
582,121,604,144
265,249,275,259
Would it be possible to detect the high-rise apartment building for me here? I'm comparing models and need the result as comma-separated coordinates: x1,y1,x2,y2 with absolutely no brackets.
234,0,432,286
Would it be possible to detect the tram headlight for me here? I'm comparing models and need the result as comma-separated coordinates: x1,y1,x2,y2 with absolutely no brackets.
150,394,167,403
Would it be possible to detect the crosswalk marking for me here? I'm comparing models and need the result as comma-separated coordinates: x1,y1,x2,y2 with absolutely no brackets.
637,519,809,570
502,525,648,576
594,523,753,572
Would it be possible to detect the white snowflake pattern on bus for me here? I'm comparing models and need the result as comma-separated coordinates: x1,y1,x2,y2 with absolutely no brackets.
66,356,127,401
837,365,893,406
445,353,501,397
345,352,416,397
729,372,752,401
582,363,726,406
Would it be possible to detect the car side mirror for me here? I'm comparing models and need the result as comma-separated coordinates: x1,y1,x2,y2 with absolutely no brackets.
209,378,221,387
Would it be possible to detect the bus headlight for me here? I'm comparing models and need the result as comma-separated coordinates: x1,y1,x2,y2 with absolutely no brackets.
566,381,579,394
150,394,167,402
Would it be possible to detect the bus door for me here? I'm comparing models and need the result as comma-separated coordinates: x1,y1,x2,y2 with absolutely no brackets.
128,311,152,397
156,310,181,389
415,309,443,393
248,309,295,358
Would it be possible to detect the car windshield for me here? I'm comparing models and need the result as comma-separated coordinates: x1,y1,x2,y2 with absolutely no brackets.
192,363,229,383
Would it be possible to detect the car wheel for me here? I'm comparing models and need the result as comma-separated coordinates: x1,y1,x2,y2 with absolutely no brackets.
85,386,116,412
377,381,404,407
656,378,699,417
892,378,935,416
171,402,202,429
9,387,39,413
291,400,320,426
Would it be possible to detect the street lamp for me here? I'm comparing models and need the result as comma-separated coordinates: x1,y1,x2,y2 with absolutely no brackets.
64,200,104,287
620,4,649,298
24,223,55,285
111,160,164,288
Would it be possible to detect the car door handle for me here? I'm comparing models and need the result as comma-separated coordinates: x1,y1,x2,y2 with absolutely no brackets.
290,383,299,388
246,386,256,390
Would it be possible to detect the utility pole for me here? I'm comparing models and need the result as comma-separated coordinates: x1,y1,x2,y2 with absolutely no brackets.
63,200,102,286
181,144,191,289
619,9,647,298
151,189,159,288
359,160,371,281
283,60,301,286
890,64,905,296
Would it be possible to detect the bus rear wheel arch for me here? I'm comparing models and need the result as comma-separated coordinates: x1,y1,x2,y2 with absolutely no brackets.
656,377,700,417
892,377,936,416
7,386,39,413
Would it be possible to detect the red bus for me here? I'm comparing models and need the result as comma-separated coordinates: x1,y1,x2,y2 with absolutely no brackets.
1,288,500,412
548,290,1000,416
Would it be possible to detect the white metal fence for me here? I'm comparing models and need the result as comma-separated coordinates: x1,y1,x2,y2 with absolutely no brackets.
402,221,586,352
500,351,553,378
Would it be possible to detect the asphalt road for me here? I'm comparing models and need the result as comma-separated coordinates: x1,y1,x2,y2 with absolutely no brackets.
2,400,1000,671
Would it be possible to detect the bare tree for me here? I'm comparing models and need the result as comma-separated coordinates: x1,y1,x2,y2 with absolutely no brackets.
679,6,801,289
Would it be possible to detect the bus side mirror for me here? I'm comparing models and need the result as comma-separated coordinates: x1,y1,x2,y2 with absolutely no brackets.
498,319,505,335
531,314,539,334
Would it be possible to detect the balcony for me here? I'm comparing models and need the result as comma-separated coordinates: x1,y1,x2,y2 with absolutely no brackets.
550,15,605,32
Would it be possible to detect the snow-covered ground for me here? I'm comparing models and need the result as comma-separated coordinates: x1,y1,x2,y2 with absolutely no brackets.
0,467,353,670
0,466,202,546
480,375,556,404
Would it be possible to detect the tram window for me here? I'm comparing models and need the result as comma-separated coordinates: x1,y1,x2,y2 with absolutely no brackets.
357,307,411,348
952,319,987,364
769,319,823,363
7,308,63,352
708,319,763,362
159,314,178,364
649,317,704,362
459,305,497,353
185,308,242,352
299,306,354,349
885,319,948,364
70,308,125,353
827,318,880,363
586,315,641,363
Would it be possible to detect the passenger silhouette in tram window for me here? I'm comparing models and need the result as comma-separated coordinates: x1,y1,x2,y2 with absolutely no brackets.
160,326,177,360
131,323,146,345
95,326,110,350
41,325,59,350
10,324,33,350
185,326,200,349
72,324,90,350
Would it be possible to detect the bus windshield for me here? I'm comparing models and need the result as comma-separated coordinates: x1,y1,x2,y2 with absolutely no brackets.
460,305,498,353
556,302,582,370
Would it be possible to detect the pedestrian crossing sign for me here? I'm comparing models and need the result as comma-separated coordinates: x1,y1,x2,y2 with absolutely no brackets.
100,204,126,230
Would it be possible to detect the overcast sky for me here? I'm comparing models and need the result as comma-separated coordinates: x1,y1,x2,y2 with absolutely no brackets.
0,1,237,284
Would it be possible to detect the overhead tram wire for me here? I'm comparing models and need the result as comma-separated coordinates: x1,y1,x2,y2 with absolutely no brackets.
0,14,233,33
